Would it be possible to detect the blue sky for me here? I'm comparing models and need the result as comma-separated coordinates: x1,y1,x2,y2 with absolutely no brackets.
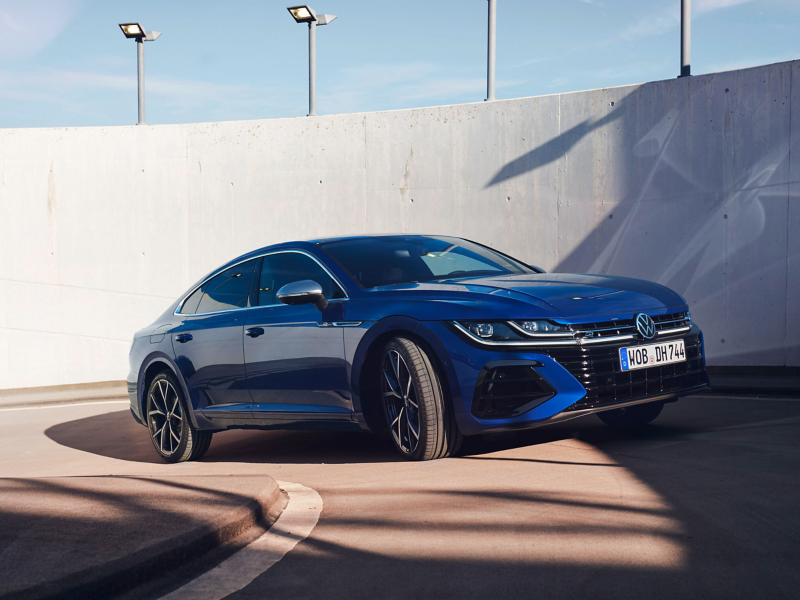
1,0,798,128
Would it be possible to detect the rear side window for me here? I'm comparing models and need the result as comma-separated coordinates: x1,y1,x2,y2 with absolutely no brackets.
181,260,257,314
180,286,204,315
257,252,346,307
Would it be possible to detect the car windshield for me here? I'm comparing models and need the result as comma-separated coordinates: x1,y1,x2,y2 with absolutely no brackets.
319,235,534,289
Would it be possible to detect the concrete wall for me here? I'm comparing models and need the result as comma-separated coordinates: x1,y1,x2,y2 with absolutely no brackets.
1,60,798,389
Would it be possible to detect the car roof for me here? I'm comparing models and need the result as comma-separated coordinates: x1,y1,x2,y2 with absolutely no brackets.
308,233,456,244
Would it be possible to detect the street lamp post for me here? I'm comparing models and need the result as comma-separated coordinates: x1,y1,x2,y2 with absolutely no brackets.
119,23,162,125
680,0,691,77
287,6,337,116
486,0,496,101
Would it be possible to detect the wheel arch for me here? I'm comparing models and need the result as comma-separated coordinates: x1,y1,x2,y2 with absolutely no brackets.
137,354,201,429
350,317,463,434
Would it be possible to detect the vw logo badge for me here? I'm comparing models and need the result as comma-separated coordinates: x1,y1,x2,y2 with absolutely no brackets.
635,313,657,340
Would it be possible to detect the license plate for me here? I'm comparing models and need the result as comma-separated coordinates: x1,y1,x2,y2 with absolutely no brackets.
620,340,685,371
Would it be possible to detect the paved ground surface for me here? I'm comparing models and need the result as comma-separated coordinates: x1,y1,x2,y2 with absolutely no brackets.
1,393,798,599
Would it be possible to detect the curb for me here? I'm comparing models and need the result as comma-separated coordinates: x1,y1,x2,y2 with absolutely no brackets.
0,396,129,410
0,477,286,600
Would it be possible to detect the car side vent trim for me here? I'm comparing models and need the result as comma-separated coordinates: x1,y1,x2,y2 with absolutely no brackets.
472,361,555,420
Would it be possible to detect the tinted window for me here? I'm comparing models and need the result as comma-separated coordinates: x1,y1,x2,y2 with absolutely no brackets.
320,236,532,289
257,252,346,306
180,286,204,315
193,260,257,314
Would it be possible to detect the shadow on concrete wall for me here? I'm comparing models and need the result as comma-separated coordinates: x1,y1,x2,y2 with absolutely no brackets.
486,70,799,366
485,107,626,187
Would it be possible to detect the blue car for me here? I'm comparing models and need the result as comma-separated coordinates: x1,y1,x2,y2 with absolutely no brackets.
127,235,708,462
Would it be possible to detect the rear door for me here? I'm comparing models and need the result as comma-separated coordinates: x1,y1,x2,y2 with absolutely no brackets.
244,251,352,425
170,259,258,423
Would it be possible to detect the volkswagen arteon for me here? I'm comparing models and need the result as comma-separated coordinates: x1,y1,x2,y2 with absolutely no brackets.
127,235,708,462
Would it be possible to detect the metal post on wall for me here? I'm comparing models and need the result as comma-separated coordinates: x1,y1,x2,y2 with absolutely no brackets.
680,0,691,77
118,24,161,125
486,0,497,101
287,6,336,117
137,38,145,125
308,20,317,116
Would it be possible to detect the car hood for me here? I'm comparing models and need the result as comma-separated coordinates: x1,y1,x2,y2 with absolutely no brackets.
460,273,683,314
358,273,686,321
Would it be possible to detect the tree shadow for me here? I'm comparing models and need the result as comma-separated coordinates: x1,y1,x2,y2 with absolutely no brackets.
0,475,281,600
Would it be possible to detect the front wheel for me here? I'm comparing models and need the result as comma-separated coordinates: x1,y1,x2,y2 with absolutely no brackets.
146,372,212,463
597,401,664,428
381,337,462,461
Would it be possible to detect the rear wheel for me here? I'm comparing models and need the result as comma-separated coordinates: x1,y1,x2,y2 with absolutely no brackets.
381,337,462,461
597,401,664,428
146,372,212,463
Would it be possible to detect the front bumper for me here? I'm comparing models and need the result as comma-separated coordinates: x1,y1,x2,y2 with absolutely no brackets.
430,322,708,435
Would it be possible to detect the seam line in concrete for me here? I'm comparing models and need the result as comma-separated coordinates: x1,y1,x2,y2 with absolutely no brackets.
0,326,131,343
0,277,177,301
784,61,793,368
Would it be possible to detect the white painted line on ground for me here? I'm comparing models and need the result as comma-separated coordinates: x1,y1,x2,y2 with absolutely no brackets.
0,400,129,412
159,481,322,600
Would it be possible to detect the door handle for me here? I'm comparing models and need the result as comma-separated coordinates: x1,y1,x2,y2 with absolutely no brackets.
174,333,193,343
245,327,265,338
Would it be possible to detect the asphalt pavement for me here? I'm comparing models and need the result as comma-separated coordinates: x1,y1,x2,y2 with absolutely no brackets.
0,392,798,599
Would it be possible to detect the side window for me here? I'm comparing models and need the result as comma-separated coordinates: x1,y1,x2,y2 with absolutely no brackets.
179,286,204,315
194,260,257,314
258,253,346,307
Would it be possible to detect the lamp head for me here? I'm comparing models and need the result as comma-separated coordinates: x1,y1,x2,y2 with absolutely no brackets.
119,22,145,38
287,5,316,23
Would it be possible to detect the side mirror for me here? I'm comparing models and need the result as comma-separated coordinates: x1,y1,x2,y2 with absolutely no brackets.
276,280,329,312
529,265,546,273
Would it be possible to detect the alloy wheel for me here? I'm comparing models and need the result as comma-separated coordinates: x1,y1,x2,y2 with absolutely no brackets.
382,350,421,454
148,379,184,457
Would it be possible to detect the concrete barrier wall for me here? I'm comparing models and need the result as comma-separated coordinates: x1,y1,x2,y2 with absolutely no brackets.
1,60,798,389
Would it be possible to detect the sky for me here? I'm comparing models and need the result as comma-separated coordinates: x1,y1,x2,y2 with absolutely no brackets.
0,0,799,128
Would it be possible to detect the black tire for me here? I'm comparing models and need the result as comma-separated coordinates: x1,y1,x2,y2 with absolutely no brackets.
380,337,463,461
146,372,213,463
597,401,664,428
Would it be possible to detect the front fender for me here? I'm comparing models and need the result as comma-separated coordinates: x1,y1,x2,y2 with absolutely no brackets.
348,316,464,428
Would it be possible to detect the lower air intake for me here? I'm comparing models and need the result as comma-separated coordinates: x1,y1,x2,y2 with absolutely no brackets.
472,362,555,420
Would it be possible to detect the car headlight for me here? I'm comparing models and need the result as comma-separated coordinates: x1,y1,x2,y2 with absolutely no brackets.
516,320,570,334
454,320,574,342
458,321,527,341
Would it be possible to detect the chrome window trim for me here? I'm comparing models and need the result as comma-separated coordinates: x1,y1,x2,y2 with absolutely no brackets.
174,250,349,317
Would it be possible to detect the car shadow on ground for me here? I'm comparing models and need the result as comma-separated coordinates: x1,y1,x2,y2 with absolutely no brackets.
44,406,712,466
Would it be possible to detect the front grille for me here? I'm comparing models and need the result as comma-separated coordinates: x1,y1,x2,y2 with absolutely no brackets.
535,332,706,411
570,312,690,339
472,363,555,419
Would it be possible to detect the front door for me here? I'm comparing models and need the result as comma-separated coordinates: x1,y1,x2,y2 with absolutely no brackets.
244,251,352,425
171,259,258,423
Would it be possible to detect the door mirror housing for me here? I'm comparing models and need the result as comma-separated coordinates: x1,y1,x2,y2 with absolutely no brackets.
276,280,329,311
529,265,546,273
